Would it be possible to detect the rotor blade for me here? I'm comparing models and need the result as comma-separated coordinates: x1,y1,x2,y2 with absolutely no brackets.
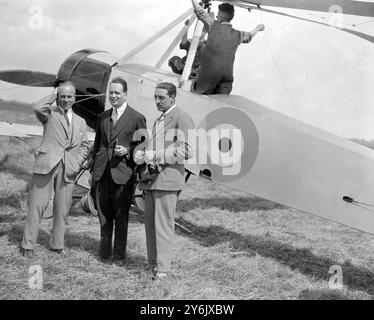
0,70,57,87
235,2,374,44
225,0,374,17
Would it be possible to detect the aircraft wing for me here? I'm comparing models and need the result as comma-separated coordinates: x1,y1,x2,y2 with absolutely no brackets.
0,121,95,141
0,121,43,138
225,0,374,17
194,94,374,235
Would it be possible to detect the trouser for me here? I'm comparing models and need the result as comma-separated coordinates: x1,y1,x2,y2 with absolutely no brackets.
194,67,233,95
144,190,178,273
96,167,134,259
22,161,74,250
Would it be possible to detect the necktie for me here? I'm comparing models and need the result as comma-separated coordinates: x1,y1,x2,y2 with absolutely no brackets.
159,113,166,122
64,110,70,126
112,109,118,126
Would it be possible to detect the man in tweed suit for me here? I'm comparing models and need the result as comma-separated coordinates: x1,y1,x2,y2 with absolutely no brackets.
22,81,89,257
134,82,194,279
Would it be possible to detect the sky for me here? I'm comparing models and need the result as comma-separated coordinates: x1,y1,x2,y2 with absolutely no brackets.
0,0,373,139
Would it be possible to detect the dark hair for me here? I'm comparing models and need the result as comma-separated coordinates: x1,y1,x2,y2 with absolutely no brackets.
156,82,177,98
218,3,235,21
110,77,128,93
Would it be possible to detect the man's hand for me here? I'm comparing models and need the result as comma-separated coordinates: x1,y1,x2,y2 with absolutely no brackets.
81,158,93,170
144,150,156,164
114,144,128,157
191,0,200,9
249,24,265,39
134,150,145,164
51,87,58,102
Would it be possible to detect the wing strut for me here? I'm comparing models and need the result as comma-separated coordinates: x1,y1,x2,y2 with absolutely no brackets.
179,19,205,90
116,8,194,66
155,14,196,69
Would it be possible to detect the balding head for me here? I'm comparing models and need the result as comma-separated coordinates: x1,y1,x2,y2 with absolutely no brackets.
58,81,76,94
57,81,76,111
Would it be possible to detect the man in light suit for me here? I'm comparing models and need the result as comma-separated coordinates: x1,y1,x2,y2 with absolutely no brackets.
134,82,194,279
22,81,89,258
91,77,147,264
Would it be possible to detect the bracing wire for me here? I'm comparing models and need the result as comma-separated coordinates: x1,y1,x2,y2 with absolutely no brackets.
342,196,374,214
259,10,302,121
353,18,374,27
73,94,106,105
305,12,374,28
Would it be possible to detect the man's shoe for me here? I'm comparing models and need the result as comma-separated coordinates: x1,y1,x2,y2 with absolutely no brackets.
98,256,111,264
22,249,34,258
49,248,65,255
112,258,126,267
152,272,168,281
143,263,156,272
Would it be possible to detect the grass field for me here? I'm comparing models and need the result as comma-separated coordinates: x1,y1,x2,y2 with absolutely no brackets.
0,108,373,300
1,135,373,300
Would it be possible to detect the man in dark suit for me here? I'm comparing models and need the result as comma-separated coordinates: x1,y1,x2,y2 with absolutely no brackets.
22,81,89,258
134,82,194,279
91,77,146,264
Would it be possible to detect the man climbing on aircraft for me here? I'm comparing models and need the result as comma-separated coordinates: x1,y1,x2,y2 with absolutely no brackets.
191,0,265,94
168,19,208,79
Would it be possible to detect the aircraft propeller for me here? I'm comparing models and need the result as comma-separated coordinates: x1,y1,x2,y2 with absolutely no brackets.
0,70,58,87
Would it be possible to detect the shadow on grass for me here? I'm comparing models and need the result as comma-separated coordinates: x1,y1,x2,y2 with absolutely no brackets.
0,212,24,223
0,194,25,210
0,222,143,268
177,197,285,213
64,230,100,254
1,222,100,254
177,218,374,296
299,289,351,300
1,223,51,249
0,154,32,182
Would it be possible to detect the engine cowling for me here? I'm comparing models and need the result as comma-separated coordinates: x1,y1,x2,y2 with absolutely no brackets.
57,49,115,129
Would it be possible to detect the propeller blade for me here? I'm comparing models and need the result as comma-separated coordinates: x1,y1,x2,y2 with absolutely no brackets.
0,70,57,87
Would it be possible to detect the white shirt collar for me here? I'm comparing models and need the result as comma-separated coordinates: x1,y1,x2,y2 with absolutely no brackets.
59,106,72,114
113,101,127,119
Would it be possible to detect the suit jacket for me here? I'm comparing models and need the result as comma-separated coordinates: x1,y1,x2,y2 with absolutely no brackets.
32,94,89,183
139,106,194,191
92,105,147,185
